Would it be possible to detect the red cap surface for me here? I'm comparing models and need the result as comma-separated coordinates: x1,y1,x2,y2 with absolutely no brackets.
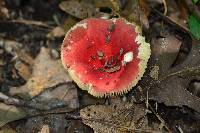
61,18,150,97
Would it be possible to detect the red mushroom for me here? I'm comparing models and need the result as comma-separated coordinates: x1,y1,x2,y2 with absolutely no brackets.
61,18,150,97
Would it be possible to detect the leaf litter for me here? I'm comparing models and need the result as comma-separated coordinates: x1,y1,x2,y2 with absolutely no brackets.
80,98,154,133
0,0,200,132
141,17,200,113
0,102,26,127
10,47,72,99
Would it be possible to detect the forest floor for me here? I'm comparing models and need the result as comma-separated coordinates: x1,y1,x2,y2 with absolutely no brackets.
0,0,200,132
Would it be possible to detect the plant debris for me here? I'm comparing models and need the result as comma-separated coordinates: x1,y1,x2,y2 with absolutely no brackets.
0,0,200,132
141,30,200,112
80,98,151,133
10,47,72,99
0,103,26,127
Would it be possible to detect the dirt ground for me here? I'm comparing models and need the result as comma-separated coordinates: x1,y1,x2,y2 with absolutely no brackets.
0,0,200,133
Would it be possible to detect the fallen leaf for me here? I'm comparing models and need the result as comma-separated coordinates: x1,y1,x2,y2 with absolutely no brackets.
10,47,72,99
0,125,16,133
151,35,182,73
79,92,105,107
66,120,93,133
121,0,149,29
94,0,121,12
149,40,200,112
80,98,149,133
138,0,150,29
16,113,67,133
59,0,95,19
0,102,26,127
14,60,32,80
1,39,34,65
168,0,189,30
63,16,79,32
27,83,79,110
141,31,200,112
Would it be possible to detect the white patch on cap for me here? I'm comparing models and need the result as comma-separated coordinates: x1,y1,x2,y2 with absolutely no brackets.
67,46,72,50
112,18,117,23
80,23,87,29
123,51,133,63
70,22,87,31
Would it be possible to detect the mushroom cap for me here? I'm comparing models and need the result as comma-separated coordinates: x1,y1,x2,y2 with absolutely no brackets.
61,18,151,97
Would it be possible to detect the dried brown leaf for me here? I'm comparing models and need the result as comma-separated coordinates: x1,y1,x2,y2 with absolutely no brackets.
149,41,200,112
141,31,200,112
63,16,79,32
59,0,95,19
80,99,149,133
0,102,26,127
95,0,121,12
10,47,72,99
121,0,149,29
31,83,79,110
0,125,16,133
14,60,31,80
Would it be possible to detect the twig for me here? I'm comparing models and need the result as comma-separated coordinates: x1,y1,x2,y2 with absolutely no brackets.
138,89,172,132
65,113,82,120
147,102,171,132
21,111,79,121
160,65,200,81
176,125,184,133
146,90,149,109
11,19,53,29
0,91,69,111
0,92,25,106
151,8,190,35
162,0,167,15
0,92,46,110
